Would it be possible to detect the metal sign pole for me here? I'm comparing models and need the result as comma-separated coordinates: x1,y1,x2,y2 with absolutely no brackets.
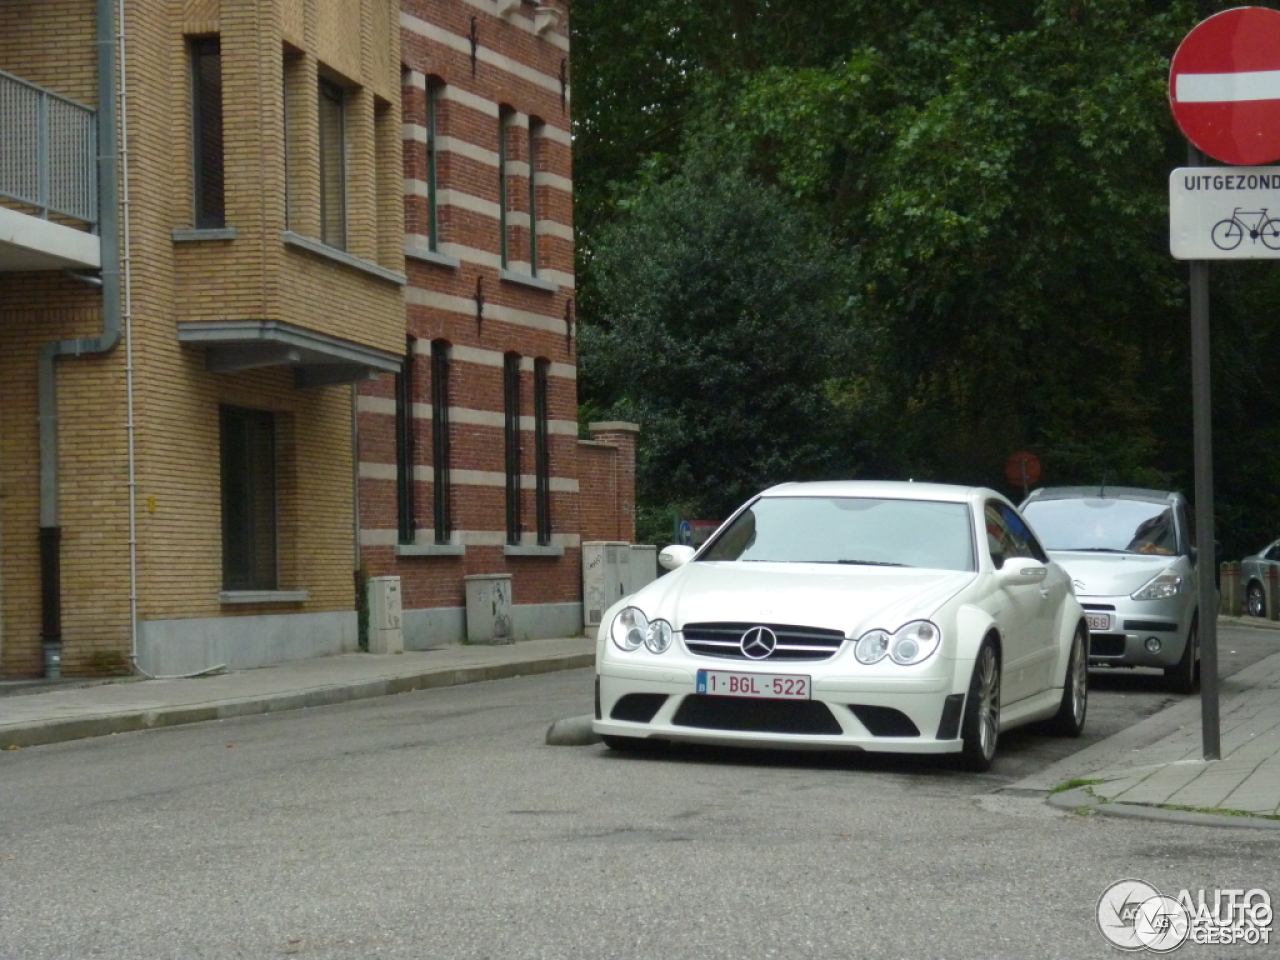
1188,145,1221,761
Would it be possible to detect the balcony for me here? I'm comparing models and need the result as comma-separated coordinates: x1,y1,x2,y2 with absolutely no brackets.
0,68,100,272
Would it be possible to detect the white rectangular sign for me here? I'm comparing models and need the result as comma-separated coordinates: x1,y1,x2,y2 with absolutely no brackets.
1170,166,1280,259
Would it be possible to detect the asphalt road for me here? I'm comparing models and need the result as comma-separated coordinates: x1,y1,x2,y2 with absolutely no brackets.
1,625,1277,960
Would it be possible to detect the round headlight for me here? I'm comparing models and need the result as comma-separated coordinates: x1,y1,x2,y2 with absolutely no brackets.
889,621,941,665
610,606,648,651
644,619,674,654
855,630,890,664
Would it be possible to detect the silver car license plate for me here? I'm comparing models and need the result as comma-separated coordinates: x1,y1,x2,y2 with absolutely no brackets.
1085,613,1111,632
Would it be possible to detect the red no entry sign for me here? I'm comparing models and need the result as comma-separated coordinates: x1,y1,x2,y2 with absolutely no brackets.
1170,6,1280,166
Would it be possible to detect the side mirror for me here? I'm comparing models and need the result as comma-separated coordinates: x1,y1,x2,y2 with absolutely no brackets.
996,562,1048,587
658,545,696,571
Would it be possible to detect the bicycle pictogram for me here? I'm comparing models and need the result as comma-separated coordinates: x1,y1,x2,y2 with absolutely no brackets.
1211,207,1280,250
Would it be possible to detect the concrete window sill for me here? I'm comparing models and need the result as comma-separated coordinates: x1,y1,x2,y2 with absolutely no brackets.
396,543,467,557
281,231,406,285
504,544,565,557
173,227,238,242
499,268,557,293
219,590,310,605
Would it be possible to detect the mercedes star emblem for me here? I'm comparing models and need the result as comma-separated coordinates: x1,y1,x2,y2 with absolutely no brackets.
740,625,778,660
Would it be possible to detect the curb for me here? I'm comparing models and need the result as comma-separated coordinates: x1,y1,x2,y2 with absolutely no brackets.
0,652,595,750
1046,786,1280,830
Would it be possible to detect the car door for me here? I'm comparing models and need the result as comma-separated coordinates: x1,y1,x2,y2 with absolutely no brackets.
984,502,1054,705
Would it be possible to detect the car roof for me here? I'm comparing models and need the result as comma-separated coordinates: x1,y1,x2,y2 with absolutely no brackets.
758,480,994,505
1022,485,1181,505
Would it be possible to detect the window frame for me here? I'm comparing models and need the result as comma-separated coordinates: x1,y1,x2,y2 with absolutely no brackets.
533,357,551,545
504,352,522,544
395,338,417,544
527,118,542,276
431,340,453,544
498,107,514,268
190,36,225,229
220,406,279,591
318,76,348,250
426,78,442,252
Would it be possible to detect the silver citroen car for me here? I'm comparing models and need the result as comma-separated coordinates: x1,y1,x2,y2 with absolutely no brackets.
1020,486,1201,694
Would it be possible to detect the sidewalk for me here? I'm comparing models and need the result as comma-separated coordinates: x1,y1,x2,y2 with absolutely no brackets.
0,635,596,750
1006,616,1280,828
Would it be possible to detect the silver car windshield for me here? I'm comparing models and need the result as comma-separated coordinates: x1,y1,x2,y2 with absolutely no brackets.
1022,498,1178,556
698,497,976,571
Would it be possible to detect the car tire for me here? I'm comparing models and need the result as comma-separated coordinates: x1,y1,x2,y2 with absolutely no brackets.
1047,625,1088,738
1247,582,1266,619
1164,618,1201,695
956,638,1001,772
601,734,667,754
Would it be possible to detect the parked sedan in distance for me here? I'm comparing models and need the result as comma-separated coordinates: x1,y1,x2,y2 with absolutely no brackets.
1020,486,1201,694
593,481,1089,772
1240,539,1280,618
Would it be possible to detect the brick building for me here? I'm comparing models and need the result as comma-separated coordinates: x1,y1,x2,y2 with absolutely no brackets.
357,0,636,645
0,0,635,678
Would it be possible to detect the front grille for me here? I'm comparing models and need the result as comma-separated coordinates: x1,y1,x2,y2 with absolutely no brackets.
848,704,920,738
672,695,842,735
1081,603,1117,611
610,693,668,724
682,622,846,662
1090,634,1127,657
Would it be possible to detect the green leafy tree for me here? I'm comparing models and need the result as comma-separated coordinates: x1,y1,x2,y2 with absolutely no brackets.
580,165,861,520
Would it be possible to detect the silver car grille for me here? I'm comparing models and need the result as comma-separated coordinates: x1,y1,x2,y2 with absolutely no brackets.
681,622,847,662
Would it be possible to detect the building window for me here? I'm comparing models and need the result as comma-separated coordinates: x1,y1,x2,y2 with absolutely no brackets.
528,118,542,276
319,77,347,249
191,37,224,229
534,357,551,545
504,352,522,544
426,78,442,251
221,406,277,590
431,340,452,543
395,338,416,544
498,106,514,268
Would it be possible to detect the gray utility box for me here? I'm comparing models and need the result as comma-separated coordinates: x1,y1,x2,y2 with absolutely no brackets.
583,541,631,629
367,575,404,654
629,544,658,594
465,573,514,644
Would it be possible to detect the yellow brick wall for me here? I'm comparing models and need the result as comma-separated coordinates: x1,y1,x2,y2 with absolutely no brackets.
0,0,402,676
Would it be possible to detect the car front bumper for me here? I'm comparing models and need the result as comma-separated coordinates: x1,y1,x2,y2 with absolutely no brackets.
1079,596,1190,669
594,660,971,754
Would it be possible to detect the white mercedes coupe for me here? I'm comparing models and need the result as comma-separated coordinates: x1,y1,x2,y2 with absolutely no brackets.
593,481,1089,770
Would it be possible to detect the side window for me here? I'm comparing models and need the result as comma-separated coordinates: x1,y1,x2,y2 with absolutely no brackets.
1000,504,1048,562
984,503,1038,567
1266,542,1280,562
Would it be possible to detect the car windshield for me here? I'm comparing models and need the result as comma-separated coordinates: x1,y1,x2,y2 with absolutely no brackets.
1021,497,1179,556
698,497,976,572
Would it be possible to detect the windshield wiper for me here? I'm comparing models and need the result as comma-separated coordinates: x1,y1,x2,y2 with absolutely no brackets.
831,559,908,567
1057,547,1128,553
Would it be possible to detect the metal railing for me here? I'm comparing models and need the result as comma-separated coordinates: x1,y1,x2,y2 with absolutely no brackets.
0,68,97,226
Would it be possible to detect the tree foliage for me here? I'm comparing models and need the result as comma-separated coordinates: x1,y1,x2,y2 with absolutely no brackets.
572,0,1280,553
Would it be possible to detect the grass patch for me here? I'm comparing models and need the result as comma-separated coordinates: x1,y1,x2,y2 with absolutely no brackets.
1154,803,1280,821
1050,777,1105,795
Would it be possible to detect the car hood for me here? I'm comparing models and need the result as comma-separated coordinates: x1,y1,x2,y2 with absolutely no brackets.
631,561,975,636
1047,551,1181,596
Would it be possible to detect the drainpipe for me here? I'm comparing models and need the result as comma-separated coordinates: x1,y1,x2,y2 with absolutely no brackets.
36,0,124,676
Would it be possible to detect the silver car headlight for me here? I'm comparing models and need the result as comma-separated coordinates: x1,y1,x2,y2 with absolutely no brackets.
644,619,674,654
855,621,941,665
609,608,674,654
1132,570,1183,601
854,630,891,664
610,607,648,651
889,620,941,665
